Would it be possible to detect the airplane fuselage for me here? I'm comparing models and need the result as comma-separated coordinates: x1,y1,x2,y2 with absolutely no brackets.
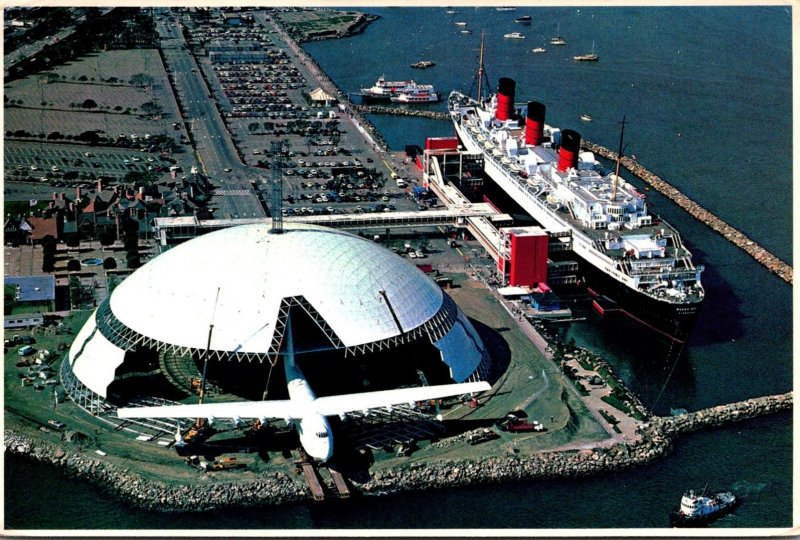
285,355,334,461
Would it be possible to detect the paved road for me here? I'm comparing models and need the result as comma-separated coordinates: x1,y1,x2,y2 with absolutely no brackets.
156,15,266,219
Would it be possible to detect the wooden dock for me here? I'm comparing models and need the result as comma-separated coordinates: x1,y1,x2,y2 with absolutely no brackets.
300,462,325,501
328,467,350,498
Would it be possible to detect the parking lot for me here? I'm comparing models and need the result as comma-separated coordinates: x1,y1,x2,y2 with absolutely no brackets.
178,10,424,219
3,141,183,190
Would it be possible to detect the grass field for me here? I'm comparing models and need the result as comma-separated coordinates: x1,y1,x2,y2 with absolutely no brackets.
277,10,362,37
4,49,178,138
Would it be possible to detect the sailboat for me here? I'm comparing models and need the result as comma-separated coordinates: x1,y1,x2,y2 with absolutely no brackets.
574,41,599,62
550,23,566,45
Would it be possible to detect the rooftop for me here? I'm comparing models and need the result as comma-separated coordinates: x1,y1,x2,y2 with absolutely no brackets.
5,275,56,303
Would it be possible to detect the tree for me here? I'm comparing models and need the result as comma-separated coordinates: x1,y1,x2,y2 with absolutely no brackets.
68,275,82,309
81,98,98,109
99,231,116,248
130,73,154,87
125,251,141,269
65,234,80,248
66,259,81,272
140,100,163,118
5,285,17,314
41,235,57,273
102,257,117,270
76,130,100,145
42,253,56,273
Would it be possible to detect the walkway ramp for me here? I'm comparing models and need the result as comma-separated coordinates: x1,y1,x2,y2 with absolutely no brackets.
301,462,325,501
327,467,350,498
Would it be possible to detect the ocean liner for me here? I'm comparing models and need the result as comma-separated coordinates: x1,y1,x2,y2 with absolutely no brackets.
448,52,704,341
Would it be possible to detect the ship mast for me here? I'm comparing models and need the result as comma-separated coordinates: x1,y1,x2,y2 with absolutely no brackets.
611,115,627,201
477,30,486,101
469,30,491,102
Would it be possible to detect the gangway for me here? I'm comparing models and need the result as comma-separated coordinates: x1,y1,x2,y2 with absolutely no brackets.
153,206,512,247
423,154,504,262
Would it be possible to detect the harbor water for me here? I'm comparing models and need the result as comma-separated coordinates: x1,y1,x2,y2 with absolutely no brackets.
4,7,793,531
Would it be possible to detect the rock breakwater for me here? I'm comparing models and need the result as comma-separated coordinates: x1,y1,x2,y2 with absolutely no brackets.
583,141,792,285
353,105,451,121
4,430,308,512
5,392,790,511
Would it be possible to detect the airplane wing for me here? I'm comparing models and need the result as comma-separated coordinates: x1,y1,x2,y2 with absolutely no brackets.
116,399,301,421
116,381,491,421
312,381,491,417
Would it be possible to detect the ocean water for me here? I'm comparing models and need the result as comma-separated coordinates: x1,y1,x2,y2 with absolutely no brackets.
4,6,793,531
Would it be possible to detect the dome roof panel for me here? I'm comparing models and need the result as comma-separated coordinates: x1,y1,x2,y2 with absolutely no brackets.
109,223,443,352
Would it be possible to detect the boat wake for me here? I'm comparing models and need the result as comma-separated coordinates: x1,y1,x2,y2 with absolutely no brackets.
730,480,769,498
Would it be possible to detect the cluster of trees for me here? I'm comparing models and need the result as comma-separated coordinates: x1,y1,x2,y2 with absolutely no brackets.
6,128,177,157
4,7,75,55
68,275,96,309
122,218,141,269
41,235,58,273
7,8,157,82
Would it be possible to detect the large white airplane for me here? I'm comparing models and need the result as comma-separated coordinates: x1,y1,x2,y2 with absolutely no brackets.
117,317,491,461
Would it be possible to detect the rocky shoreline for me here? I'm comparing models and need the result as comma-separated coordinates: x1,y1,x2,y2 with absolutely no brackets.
291,13,380,44
5,391,790,512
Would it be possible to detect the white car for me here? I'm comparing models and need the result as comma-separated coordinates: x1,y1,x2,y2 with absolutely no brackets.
224,167,232,172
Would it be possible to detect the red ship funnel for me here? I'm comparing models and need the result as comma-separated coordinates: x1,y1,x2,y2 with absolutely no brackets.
557,129,581,171
525,101,546,146
496,77,516,121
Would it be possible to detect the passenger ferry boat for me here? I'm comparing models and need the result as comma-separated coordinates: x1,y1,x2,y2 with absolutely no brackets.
361,77,439,103
391,87,440,103
670,487,738,526
447,39,704,341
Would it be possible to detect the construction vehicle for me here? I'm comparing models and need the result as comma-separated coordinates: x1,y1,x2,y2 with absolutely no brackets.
467,428,499,445
502,419,546,433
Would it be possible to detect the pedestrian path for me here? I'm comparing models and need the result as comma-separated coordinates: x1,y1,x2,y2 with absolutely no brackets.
212,189,253,196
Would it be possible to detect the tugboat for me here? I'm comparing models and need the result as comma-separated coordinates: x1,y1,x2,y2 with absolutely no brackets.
669,486,739,526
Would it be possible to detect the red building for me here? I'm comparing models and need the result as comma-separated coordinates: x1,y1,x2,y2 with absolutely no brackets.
498,226,549,287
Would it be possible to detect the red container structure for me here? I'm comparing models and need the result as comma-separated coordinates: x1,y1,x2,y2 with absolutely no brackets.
557,129,581,171
498,226,549,287
525,101,546,146
496,77,516,122
425,137,459,151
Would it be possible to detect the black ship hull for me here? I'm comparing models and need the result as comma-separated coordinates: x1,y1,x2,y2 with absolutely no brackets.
576,257,703,343
475,177,703,342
